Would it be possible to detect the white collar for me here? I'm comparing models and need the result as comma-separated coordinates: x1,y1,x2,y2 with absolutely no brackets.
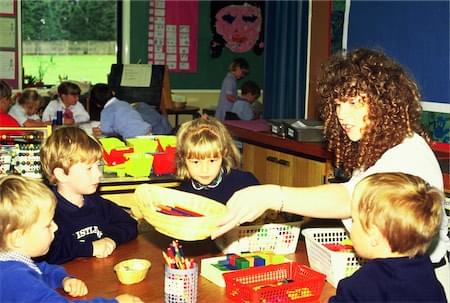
104,97,118,109
0,251,42,274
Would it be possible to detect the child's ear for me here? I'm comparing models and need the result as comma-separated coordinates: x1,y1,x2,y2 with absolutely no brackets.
53,167,68,182
367,225,384,247
7,229,25,249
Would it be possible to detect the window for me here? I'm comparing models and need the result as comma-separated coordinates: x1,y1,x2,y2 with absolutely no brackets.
21,0,118,87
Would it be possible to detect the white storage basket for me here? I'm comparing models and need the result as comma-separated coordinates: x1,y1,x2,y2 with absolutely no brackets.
215,221,302,255
302,227,365,287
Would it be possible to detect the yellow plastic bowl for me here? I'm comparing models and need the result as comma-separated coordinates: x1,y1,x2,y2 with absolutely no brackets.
114,259,151,285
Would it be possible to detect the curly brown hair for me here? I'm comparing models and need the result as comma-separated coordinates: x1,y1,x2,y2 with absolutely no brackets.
317,48,429,175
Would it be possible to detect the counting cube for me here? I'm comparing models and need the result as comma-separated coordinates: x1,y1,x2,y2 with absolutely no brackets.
253,256,265,267
235,257,249,269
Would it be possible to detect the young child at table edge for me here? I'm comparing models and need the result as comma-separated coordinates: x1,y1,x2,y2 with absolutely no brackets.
42,81,90,125
0,80,20,128
89,83,152,139
329,172,446,302
176,117,259,204
36,126,138,265
9,89,51,127
230,80,262,120
0,175,143,303
215,57,249,121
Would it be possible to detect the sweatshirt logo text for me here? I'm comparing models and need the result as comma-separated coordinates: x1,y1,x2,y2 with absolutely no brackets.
75,226,103,239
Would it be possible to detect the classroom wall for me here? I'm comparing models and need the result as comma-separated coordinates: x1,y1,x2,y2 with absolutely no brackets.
129,1,264,90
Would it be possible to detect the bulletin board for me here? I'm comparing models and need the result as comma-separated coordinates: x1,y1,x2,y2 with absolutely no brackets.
130,1,264,90
0,0,18,88
347,1,449,104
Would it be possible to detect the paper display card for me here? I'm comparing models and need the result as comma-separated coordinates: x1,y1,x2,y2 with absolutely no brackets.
120,64,152,87
0,0,14,14
0,51,15,79
0,17,15,48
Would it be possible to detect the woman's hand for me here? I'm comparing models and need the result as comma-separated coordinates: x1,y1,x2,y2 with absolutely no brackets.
211,184,281,239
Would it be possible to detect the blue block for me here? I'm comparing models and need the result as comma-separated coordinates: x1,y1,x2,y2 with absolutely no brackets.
218,260,229,266
253,256,266,266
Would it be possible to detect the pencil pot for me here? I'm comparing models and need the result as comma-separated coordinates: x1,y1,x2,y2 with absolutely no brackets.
164,264,198,303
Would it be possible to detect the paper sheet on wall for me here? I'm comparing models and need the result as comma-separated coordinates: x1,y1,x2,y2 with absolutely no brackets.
0,0,14,14
0,17,15,48
120,64,152,87
147,0,198,73
0,51,15,79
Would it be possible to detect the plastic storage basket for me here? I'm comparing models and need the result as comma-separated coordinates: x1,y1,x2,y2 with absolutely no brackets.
223,262,326,303
302,227,365,287
216,221,302,255
134,184,227,241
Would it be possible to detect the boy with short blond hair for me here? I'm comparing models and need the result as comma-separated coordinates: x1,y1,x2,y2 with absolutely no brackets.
0,175,142,302
38,126,137,264
329,172,446,302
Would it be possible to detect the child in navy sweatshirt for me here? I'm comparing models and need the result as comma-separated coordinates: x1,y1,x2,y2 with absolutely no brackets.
38,126,138,264
176,117,259,204
0,175,142,303
329,173,446,302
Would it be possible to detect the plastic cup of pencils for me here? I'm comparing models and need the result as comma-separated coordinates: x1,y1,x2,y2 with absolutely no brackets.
164,263,198,303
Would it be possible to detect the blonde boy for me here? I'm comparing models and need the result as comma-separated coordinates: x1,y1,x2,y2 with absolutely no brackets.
39,126,137,264
329,172,446,302
0,175,142,302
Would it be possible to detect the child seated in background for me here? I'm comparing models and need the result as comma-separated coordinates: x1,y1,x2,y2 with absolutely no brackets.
0,80,19,128
329,172,446,302
175,117,259,204
37,126,138,264
89,83,152,139
42,81,90,125
0,175,142,303
9,89,50,127
230,80,261,120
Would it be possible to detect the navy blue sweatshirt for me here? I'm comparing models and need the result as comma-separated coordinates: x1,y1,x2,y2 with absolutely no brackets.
177,169,260,204
329,255,446,302
37,189,138,264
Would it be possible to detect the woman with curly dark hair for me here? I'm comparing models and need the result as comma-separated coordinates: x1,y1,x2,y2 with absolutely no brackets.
212,48,449,297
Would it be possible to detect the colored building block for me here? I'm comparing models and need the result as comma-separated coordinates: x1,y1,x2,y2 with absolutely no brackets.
227,254,239,267
253,256,266,267
244,256,254,267
235,257,249,269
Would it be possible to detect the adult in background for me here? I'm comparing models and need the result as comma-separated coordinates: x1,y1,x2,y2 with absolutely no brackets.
212,48,450,298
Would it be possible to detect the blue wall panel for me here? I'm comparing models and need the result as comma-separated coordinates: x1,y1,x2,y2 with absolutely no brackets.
348,1,449,104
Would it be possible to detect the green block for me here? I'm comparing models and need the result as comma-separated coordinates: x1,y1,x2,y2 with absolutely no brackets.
235,257,249,269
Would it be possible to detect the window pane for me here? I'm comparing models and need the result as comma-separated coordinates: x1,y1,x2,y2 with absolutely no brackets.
21,0,117,87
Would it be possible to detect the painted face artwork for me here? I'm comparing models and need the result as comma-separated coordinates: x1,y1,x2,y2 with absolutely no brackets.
215,3,262,53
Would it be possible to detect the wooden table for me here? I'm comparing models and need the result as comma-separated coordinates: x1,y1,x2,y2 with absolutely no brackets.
63,227,336,302
166,105,201,127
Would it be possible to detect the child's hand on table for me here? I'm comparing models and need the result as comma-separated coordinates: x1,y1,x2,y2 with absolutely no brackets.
92,237,116,258
63,117,75,125
62,277,88,297
92,126,102,137
116,294,144,303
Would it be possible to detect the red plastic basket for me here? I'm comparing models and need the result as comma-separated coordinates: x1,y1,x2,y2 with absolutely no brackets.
223,262,326,303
